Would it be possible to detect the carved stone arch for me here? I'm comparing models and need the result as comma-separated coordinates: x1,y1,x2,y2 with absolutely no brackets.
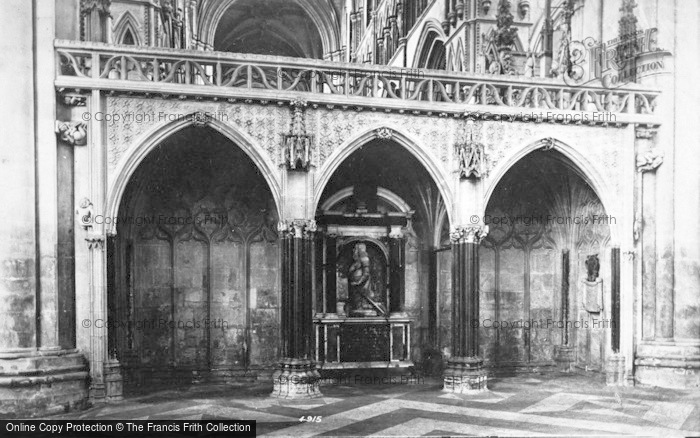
105,115,281,235
483,137,620,245
412,19,447,68
197,0,341,57
113,11,143,46
313,126,453,227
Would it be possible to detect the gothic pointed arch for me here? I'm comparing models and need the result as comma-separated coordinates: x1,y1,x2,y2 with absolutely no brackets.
413,20,447,69
314,126,453,228
105,116,281,236
113,10,143,46
484,137,619,244
198,0,340,58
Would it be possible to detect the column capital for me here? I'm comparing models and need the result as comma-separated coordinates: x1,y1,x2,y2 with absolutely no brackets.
278,219,317,239
635,124,659,139
450,225,489,244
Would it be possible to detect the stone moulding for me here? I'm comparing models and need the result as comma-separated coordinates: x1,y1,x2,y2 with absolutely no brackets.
54,40,661,126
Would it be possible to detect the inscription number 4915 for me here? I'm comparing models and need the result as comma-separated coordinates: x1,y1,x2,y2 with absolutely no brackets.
299,416,322,422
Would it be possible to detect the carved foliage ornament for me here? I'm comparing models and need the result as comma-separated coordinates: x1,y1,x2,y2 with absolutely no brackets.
56,121,88,146
375,127,394,140
450,225,489,244
283,99,313,171
278,219,317,240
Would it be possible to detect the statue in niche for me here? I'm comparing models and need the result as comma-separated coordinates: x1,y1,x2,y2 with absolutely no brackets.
344,243,387,317
582,254,603,313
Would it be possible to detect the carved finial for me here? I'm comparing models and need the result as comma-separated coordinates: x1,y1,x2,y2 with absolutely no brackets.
283,99,312,171
455,122,486,179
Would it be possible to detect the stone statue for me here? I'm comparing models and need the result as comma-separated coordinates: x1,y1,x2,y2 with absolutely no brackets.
585,254,600,282
348,243,384,316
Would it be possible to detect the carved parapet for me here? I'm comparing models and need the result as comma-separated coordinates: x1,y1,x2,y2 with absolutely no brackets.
56,121,87,146
450,225,489,244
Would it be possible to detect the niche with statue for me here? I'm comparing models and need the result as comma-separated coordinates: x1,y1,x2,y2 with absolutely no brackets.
313,185,413,369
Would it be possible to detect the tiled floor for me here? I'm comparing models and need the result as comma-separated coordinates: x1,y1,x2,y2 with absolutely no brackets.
52,373,700,437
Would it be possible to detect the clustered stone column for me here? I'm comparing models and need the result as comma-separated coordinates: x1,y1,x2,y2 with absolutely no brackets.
271,220,322,399
443,225,488,393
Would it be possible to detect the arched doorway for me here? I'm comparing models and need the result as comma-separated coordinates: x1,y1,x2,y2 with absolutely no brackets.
314,138,449,375
480,150,612,374
109,127,280,390
213,0,324,58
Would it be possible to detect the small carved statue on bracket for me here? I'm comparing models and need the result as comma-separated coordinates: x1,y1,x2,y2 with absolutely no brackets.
456,136,485,179
56,121,87,146
582,254,603,313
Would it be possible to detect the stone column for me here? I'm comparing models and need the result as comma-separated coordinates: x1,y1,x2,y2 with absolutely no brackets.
635,125,662,341
443,225,488,393
389,230,406,315
606,247,625,385
555,250,575,371
0,0,88,416
271,220,322,399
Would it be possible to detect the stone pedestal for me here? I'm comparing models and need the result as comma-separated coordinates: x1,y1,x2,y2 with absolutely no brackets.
554,345,576,372
271,358,322,399
443,357,488,393
104,357,123,401
606,353,626,386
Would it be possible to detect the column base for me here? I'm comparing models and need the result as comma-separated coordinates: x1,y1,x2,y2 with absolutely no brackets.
0,349,89,416
606,353,626,386
554,345,576,372
635,341,700,389
104,357,124,402
443,357,488,393
270,358,322,399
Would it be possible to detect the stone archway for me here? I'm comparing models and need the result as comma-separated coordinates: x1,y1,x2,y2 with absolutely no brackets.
480,149,614,375
109,126,281,390
313,135,451,375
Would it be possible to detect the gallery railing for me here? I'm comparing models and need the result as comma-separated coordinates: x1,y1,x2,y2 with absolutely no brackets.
55,41,659,117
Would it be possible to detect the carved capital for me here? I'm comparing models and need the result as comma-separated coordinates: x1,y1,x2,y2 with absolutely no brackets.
635,125,659,139
58,89,87,107
636,148,663,172
278,219,317,239
86,232,105,250
56,121,87,146
450,225,489,244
